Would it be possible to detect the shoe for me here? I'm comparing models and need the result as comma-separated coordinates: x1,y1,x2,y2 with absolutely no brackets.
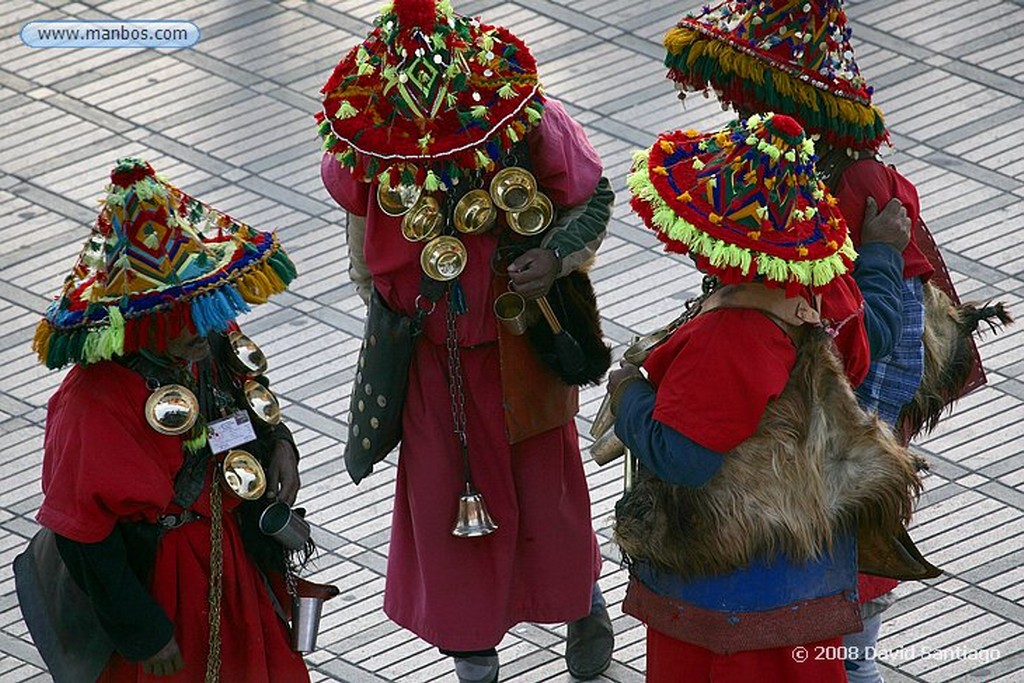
565,604,614,679
454,654,499,683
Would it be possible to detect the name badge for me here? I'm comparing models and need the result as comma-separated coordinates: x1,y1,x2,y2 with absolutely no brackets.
207,411,257,454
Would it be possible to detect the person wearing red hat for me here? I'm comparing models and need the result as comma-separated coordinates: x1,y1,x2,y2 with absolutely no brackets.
609,113,925,682
663,3,1011,680
20,158,322,682
316,1,616,680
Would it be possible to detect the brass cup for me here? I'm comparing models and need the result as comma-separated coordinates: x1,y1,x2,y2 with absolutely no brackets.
221,449,267,500
453,189,496,235
243,379,282,425
227,330,268,375
377,182,422,217
489,166,537,212
507,193,553,236
145,384,199,436
401,195,443,242
493,291,530,336
420,236,468,281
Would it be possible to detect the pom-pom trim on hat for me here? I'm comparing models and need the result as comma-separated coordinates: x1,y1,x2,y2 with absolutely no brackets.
627,115,857,293
664,1,889,152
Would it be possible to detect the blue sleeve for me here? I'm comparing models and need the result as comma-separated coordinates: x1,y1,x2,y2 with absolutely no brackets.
852,242,904,359
613,381,724,487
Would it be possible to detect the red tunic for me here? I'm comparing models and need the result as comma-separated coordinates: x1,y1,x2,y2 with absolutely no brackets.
322,99,604,650
38,363,308,683
638,306,863,683
835,158,932,603
836,159,934,282
643,308,797,452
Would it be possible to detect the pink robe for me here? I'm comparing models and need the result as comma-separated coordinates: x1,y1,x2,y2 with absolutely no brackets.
323,99,604,650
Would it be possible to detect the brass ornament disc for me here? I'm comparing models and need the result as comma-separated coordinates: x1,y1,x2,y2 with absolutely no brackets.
489,167,537,212
243,380,282,425
401,195,443,242
453,189,497,234
377,182,422,217
145,384,199,436
420,235,468,281
507,192,554,236
228,330,268,375
221,449,267,500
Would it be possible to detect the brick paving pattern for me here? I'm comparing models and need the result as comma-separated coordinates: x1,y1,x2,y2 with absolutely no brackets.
0,1,1022,681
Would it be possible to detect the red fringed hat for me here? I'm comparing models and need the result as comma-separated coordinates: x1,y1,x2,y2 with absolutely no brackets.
627,113,856,293
34,158,297,369
664,0,887,152
316,0,544,192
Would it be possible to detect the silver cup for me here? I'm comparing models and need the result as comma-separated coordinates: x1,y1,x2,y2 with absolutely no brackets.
291,595,325,653
258,502,311,551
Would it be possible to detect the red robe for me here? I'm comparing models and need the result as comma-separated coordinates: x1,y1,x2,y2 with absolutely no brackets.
322,99,604,650
38,362,308,683
837,158,935,604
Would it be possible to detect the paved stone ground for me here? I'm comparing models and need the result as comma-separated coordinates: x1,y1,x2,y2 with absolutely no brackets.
0,1,1022,681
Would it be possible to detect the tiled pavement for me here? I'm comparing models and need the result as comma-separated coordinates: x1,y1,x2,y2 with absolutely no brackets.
0,0,1022,681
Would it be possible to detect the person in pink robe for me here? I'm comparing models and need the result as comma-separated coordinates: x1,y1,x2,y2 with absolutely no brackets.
316,1,616,680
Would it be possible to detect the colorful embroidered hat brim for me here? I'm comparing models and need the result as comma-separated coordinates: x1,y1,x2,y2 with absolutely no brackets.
316,0,544,192
664,0,887,151
627,113,856,292
33,158,297,369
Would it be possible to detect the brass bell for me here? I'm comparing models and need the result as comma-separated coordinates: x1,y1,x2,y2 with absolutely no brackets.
507,192,553,236
401,195,443,242
145,384,199,435
243,379,281,425
377,182,422,217
451,483,498,537
227,330,268,375
453,189,497,235
222,449,267,500
489,166,537,212
420,235,468,281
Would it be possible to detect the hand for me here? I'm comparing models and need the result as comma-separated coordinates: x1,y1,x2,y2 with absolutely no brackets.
142,636,184,677
508,248,559,301
861,197,910,251
266,439,300,506
607,361,643,397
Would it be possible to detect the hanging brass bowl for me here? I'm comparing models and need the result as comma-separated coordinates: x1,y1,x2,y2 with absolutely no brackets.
507,192,554,236
227,330,268,375
453,189,497,235
377,182,422,217
145,384,199,436
420,236,468,281
489,167,537,212
243,380,281,425
401,195,443,242
222,449,267,500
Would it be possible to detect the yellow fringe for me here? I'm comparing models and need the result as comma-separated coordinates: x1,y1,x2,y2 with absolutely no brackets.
666,28,881,129
32,319,51,363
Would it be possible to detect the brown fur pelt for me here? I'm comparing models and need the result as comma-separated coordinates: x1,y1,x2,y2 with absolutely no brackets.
899,282,1013,438
614,327,922,580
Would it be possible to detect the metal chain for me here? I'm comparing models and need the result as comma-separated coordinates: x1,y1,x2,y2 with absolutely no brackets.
204,479,224,683
285,568,298,599
444,292,471,481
